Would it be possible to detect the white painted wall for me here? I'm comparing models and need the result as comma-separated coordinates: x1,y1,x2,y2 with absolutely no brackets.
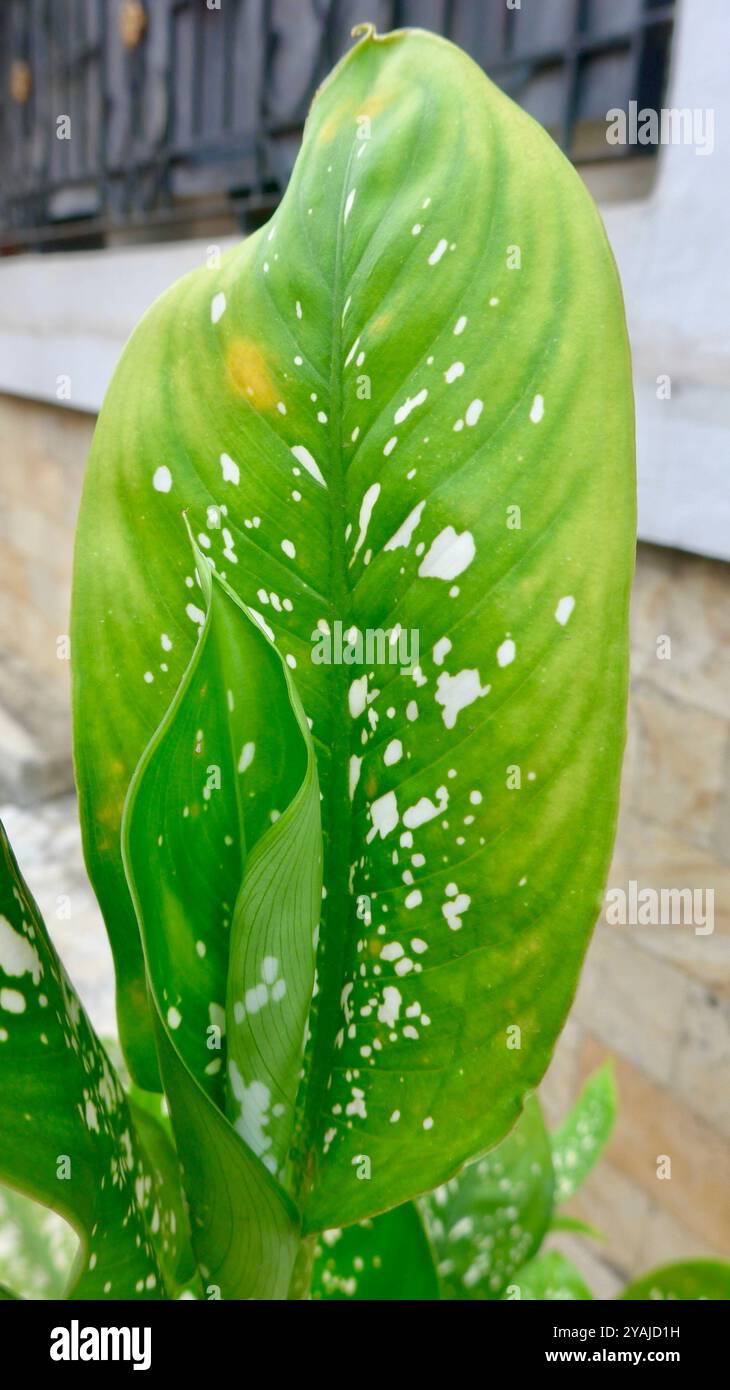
0,236,237,415
601,0,730,561
0,0,726,558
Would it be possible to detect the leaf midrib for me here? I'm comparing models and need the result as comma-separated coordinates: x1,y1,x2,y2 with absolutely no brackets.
293,139,361,1206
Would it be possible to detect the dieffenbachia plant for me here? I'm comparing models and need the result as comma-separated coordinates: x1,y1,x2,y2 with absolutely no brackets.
2,25,636,1298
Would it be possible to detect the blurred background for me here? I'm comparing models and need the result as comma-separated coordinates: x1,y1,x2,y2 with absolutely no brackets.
0,0,728,1295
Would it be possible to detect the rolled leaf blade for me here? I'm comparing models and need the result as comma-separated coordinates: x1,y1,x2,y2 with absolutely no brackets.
121,545,311,1296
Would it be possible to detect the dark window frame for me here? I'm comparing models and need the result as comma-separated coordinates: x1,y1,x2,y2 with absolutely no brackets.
0,0,677,254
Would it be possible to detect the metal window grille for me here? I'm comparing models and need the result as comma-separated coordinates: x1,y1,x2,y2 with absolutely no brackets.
0,0,677,253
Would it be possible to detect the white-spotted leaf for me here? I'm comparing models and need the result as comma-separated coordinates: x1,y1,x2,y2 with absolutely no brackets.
73,26,634,1241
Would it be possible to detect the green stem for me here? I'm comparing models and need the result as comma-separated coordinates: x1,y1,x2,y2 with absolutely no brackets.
287,1235,317,1300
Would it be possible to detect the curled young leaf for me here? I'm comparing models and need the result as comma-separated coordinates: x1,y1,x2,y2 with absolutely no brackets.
122,546,309,1297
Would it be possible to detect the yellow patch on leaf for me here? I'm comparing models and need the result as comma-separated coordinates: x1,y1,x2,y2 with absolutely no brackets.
226,339,278,410
317,88,396,146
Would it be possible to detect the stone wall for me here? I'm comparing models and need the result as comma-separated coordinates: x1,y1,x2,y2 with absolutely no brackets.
541,544,730,1292
0,393,94,798
0,388,728,1286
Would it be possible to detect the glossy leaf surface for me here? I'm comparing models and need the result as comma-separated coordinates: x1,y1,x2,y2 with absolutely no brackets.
73,25,634,1234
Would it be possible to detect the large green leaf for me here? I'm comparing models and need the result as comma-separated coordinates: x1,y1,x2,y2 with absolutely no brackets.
421,1094,554,1299
72,24,634,1233
552,1063,617,1204
311,1203,440,1300
621,1261,730,1301
0,823,166,1298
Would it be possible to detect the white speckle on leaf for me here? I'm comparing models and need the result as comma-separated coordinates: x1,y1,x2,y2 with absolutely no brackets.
555,595,576,625
291,444,326,488
378,986,402,1026
418,527,475,581
351,483,380,563
349,675,368,718
385,500,425,552
403,787,449,828
238,741,255,773
394,388,428,425
152,466,172,493
530,394,544,423
349,755,362,799
220,453,240,485
0,916,41,983
497,638,516,667
211,292,226,324
435,669,490,728
443,892,471,931
369,791,399,841
0,987,25,1013
384,739,403,766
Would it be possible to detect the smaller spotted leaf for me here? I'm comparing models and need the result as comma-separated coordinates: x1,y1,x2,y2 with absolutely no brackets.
421,1094,554,1299
505,1249,593,1301
621,1260,730,1301
0,822,174,1299
552,1063,617,1205
310,1203,440,1300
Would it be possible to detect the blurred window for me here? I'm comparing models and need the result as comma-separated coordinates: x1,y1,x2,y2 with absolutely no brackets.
0,0,676,252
